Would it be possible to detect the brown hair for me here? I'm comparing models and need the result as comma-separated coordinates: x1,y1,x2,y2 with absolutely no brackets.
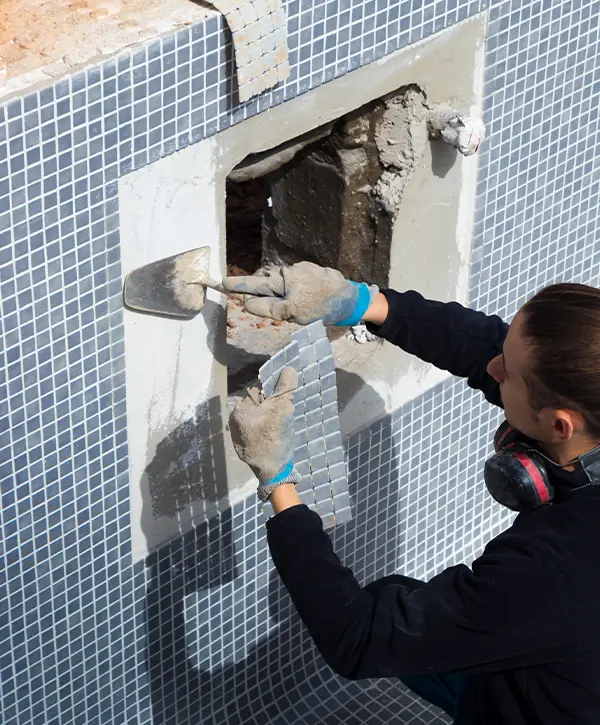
521,283,600,438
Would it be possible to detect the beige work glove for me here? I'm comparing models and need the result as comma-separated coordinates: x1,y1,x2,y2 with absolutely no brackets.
229,367,300,501
222,261,379,326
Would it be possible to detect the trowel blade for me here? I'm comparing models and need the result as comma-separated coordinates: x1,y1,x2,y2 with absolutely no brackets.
123,247,212,319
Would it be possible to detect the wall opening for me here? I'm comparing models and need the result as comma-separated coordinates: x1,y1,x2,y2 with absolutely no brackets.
225,84,431,396
225,175,295,396
225,178,265,278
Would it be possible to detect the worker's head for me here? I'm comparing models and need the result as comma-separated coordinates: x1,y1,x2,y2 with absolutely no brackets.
487,283,600,450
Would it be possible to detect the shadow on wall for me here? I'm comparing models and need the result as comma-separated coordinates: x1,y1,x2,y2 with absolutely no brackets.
429,137,458,179
141,372,447,725
140,396,229,527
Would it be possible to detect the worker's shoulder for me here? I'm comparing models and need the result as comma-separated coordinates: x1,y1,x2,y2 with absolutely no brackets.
486,490,600,589
518,487,600,544
502,491,600,549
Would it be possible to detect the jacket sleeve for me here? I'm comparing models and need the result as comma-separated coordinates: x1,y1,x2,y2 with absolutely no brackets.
267,505,578,679
367,289,509,407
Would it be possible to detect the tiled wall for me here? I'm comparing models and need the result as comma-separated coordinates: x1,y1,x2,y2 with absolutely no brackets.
1,1,599,723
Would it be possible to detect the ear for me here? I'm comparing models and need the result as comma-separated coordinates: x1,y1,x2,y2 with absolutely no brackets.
548,409,583,442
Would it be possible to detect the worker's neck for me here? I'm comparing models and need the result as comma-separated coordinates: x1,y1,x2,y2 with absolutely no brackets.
540,436,600,469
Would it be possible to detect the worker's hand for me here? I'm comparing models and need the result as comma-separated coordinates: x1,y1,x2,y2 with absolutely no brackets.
222,261,379,326
229,367,300,501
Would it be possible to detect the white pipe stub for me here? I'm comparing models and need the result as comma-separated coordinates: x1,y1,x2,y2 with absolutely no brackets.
428,105,486,156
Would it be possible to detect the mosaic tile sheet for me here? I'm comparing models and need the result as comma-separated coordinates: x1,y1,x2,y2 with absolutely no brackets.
206,0,290,102
259,320,351,528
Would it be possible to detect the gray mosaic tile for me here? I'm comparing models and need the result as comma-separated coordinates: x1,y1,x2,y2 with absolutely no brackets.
259,320,351,529
2,0,600,723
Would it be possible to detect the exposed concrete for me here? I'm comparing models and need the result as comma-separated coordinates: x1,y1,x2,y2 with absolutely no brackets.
228,123,334,183
260,88,433,287
262,99,388,285
120,13,488,558
229,84,471,300
374,86,429,215
0,0,217,101
257,85,473,287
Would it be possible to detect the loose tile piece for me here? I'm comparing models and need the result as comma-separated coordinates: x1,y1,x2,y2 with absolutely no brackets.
259,320,351,528
205,0,290,102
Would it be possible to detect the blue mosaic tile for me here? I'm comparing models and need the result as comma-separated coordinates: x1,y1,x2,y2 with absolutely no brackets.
1,0,600,723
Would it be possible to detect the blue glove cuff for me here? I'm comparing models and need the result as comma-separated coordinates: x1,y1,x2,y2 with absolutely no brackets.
263,459,295,485
335,282,373,327
258,460,299,502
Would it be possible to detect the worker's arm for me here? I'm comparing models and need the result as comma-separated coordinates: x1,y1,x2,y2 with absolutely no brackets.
228,380,576,677
222,261,379,326
223,262,507,406
266,504,579,679
364,289,507,407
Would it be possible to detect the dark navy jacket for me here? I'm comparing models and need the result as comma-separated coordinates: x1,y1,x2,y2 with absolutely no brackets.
266,289,600,724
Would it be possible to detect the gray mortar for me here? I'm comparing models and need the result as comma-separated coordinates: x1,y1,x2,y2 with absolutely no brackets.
376,87,429,168
428,104,460,134
374,86,429,215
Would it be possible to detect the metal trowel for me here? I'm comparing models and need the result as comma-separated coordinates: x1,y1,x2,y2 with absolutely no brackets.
123,247,227,319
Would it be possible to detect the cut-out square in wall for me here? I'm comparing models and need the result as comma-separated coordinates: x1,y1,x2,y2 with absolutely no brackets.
259,320,351,529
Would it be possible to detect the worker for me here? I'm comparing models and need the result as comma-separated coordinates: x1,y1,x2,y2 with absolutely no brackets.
223,262,600,725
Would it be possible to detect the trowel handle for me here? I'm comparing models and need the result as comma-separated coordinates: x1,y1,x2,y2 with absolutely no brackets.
199,276,228,295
